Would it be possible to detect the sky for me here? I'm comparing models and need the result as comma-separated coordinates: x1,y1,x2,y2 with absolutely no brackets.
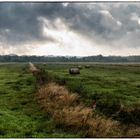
0,2,140,56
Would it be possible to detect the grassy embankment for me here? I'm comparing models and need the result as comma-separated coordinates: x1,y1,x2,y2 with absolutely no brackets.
37,63,140,125
34,63,140,137
0,64,80,138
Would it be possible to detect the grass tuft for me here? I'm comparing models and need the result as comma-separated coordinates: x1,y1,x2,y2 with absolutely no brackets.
37,82,121,137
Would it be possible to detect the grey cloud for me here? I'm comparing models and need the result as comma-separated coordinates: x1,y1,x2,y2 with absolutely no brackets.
65,3,140,48
0,2,140,50
0,3,64,45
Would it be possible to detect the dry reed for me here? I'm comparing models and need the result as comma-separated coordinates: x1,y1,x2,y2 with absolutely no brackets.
36,82,122,137
30,63,140,137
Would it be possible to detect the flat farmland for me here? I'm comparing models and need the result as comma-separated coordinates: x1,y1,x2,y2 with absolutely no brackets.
38,63,140,122
0,64,80,138
40,63,140,106
0,63,140,137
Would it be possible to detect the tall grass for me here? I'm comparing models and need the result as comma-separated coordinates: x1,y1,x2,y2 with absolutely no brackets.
33,63,140,137
37,82,122,137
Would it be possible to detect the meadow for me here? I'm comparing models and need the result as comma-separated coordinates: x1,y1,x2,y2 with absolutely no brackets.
38,63,140,124
0,63,140,137
0,64,80,138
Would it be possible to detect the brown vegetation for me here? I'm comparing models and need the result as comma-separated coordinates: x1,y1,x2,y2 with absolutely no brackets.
30,63,140,137
29,62,47,85
29,62,39,72
37,82,122,137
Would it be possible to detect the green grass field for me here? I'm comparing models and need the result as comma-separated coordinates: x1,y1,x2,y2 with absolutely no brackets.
0,64,80,138
40,64,140,104
38,63,140,124
0,63,140,137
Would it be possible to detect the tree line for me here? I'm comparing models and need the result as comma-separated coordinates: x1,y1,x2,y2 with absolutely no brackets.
0,55,140,62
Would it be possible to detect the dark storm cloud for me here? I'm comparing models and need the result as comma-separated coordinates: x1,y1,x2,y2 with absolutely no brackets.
0,2,140,49
67,3,140,48
0,3,67,45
